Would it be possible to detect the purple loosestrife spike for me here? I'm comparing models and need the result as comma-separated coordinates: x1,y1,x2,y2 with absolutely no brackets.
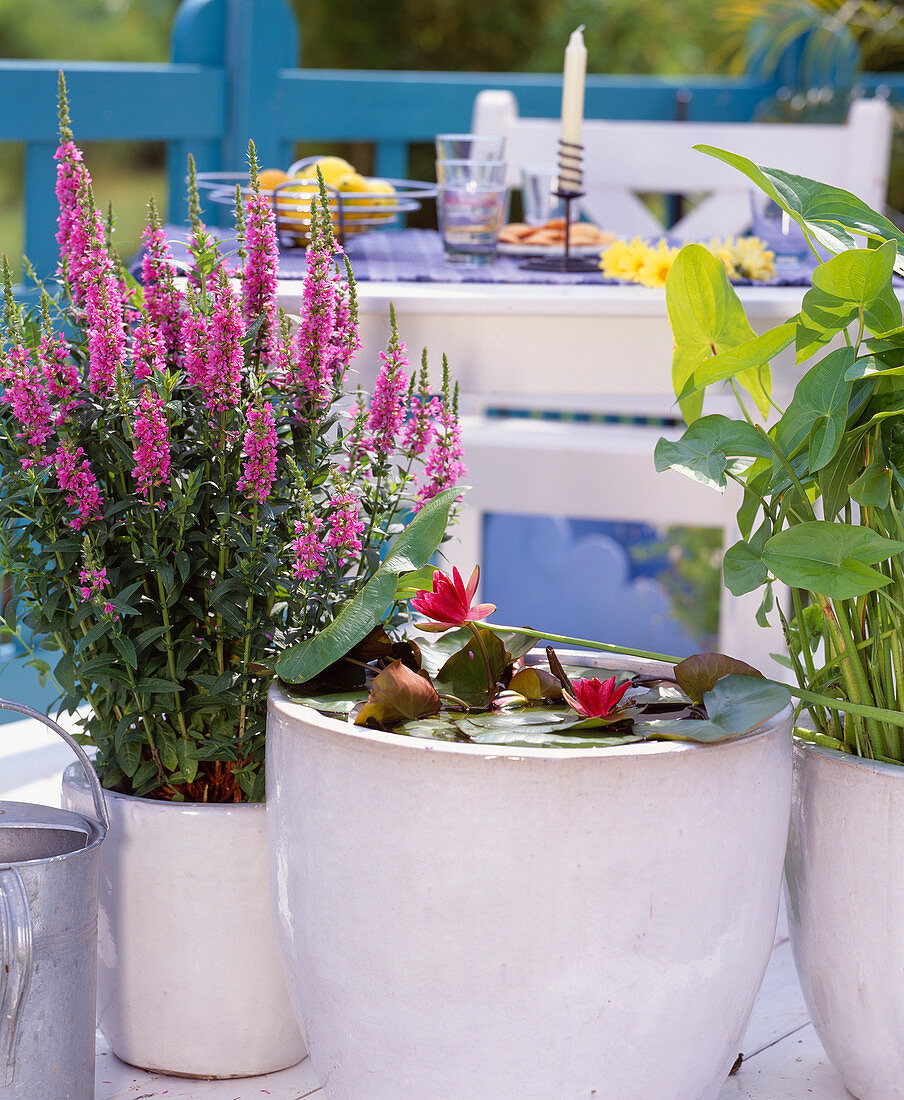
0,344,55,447
187,154,203,235
288,200,341,411
331,254,361,386
132,321,165,381
366,304,408,456
181,304,210,395
325,490,365,568
237,401,278,503
242,185,279,364
39,330,81,423
291,506,327,583
131,388,171,502
415,357,465,509
141,199,185,364
206,274,244,414
54,137,91,287
85,266,127,398
54,441,103,530
401,351,441,458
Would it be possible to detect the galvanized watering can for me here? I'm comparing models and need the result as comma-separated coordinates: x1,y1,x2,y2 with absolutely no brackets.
0,700,109,1099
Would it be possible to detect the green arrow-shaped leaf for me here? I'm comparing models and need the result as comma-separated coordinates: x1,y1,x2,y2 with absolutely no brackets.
665,244,759,422
772,346,855,473
694,147,904,271
655,414,771,491
763,520,904,598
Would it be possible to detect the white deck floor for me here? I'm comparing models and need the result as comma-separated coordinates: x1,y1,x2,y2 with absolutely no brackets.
1,714,853,1100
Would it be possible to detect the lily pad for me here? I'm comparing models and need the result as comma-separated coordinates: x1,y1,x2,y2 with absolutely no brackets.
637,674,790,744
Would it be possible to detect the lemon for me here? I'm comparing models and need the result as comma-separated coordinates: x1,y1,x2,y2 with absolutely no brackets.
339,173,397,228
256,168,290,193
365,177,397,222
305,156,355,187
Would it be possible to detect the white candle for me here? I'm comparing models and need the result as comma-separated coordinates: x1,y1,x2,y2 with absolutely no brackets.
559,25,587,191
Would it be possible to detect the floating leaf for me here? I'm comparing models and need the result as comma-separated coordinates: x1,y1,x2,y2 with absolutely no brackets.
355,661,441,727
639,674,790,744
674,653,763,705
435,628,508,708
508,666,563,701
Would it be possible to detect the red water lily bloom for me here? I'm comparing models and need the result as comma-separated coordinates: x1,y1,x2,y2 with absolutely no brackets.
411,565,496,630
563,674,631,718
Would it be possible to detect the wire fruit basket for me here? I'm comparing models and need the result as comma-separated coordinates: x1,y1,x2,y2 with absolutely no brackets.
196,157,436,247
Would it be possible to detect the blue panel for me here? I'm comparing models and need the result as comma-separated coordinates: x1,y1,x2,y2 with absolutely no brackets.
22,142,58,279
0,62,224,142
482,513,719,658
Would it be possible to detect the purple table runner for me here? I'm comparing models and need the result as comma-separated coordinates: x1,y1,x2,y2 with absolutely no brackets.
155,226,816,288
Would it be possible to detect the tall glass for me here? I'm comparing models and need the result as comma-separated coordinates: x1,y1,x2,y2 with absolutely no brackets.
435,159,508,267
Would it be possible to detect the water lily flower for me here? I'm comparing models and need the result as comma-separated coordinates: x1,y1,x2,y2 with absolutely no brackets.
411,566,496,630
563,674,631,718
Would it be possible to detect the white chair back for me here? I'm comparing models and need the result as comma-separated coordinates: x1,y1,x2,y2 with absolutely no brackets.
472,90,894,239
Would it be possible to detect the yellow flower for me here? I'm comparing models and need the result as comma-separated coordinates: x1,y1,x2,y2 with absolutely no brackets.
636,240,678,288
600,237,651,282
599,239,634,279
731,236,776,281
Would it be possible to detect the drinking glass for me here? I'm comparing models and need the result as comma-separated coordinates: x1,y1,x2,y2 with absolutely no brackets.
435,133,506,162
520,165,577,225
435,159,508,266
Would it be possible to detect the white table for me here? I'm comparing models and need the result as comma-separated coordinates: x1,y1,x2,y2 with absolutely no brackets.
0,713,856,1100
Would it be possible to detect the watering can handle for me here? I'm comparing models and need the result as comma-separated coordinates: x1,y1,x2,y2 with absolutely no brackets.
0,700,109,830
0,867,32,1087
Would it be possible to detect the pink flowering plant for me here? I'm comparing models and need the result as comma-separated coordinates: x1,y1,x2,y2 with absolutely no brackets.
0,77,462,802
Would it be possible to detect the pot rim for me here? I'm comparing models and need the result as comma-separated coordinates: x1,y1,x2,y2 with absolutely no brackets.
792,734,904,779
269,680,793,763
61,762,265,811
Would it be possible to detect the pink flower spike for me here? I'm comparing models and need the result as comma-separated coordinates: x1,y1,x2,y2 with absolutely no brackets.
562,675,632,719
410,565,496,630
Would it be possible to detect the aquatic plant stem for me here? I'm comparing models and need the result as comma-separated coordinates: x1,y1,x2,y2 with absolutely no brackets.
490,623,682,665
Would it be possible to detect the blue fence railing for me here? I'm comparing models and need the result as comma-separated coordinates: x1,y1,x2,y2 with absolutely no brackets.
0,0,896,277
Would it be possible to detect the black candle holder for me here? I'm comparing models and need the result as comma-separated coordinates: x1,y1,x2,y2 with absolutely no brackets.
520,139,601,274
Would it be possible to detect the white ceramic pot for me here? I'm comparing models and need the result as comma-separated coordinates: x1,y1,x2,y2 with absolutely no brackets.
786,739,904,1099
62,765,306,1079
267,657,792,1099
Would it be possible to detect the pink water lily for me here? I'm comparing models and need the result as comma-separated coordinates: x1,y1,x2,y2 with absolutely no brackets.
563,674,632,719
411,565,496,630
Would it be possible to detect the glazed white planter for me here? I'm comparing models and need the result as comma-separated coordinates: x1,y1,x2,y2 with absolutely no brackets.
62,765,305,1079
267,657,792,1099
786,739,904,1099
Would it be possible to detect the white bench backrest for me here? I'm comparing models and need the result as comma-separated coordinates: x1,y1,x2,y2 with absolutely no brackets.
472,90,894,240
